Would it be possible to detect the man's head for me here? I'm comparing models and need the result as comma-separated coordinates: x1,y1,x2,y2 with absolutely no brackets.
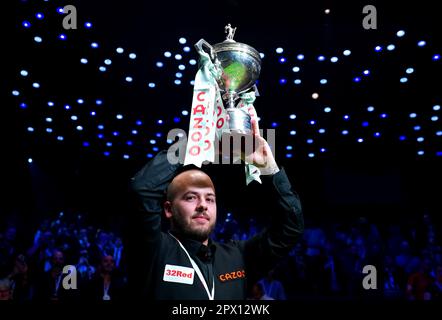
164,169,217,244
100,255,115,274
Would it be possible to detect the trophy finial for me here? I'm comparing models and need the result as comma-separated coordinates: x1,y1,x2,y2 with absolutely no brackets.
225,24,236,42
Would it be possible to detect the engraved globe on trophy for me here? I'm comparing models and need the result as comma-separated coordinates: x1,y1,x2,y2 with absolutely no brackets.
195,24,262,134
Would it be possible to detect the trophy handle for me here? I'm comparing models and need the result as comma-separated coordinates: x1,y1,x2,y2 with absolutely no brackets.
194,39,216,61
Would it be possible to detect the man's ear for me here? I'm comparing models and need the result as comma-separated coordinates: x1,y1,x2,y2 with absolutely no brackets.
164,201,173,219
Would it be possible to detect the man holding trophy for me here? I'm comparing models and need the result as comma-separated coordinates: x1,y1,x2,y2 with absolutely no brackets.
130,25,304,300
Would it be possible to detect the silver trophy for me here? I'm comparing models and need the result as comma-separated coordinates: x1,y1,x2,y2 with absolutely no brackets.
195,24,262,134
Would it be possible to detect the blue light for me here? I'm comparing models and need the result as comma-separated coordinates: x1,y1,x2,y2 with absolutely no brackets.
363,70,370,75
175,72,183,78
417,151,424,156
104,59,112,65
276,47,284,54
104,152,110,157
417,40,426,47
342,130,349,135
28,158,33,164
96,99,103,105
164,51,172,58
45,117,52,123
343,50,351,56
374,132,381,137
374,46,382,52
22,21,31,28
320,79,328,84
290,130,296,135
279,79,287,84
259,53,265,59
183,46,190,52
367,106,375,112
319,129,326,134
132,130,138,135
436,131,442,136
157,120,163,124
34,36,42,43
353,77,361,82
76,126,83,131
308,153,315,158
129,53,137,59
85,22,92,28
330,56,338,63
174,79,182,85
123,155,130,160
113,131,119,136
32,83,40,89
436,152,442,156
297,54,304,60
417,137,424,142
409,113,417,118
414,126,421,131
65,105,70,110
125,76,133,82
98,125,104,130
433,105,440,111
98,134,104,139
174,117,180,123
116,47,124,54
20,70,28,77
57,7,64,14
136,120,142,126
433,54,440,61
157,61,164,67
406,68,414,74
20,103,27,109
317,55,325,61
58,34,67,40
90,111,96,116
400,77,408,83
179,37,187,44
116,114,123,120
286,154,293,158
294,79,302,85
292,67,300,72
36,13,44,19
357,138,364,143
344,115,350,120
380,113,387,118
362,121,369,127
178,64,186,70
83,142,90,147
91,42,99,48
57,136,64,141
279,57,286,63
431,116,439,121
271,122,278,127
46,128,53,133
182,110,189,116
27,127,34,132
387,44,395,51
289,114,296,119
12,90,20,96
150,139,156,144
106,142,112,147
99,66,106,72
148,82,156,88
153,147,159,152
80,58,88,64
396,30,405,37
77,99,84,104
399,136,406,141
175,54,182,60
286,145,293,150
156,133,162,137
189,59,197,65
310,120,316,125
307,139,313,144
190,80,195,85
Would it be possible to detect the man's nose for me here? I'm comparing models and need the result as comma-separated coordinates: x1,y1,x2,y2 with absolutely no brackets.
196,198,208,211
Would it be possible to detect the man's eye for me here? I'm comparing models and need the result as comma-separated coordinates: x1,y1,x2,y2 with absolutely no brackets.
207,198,215,203
185,195,196,201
